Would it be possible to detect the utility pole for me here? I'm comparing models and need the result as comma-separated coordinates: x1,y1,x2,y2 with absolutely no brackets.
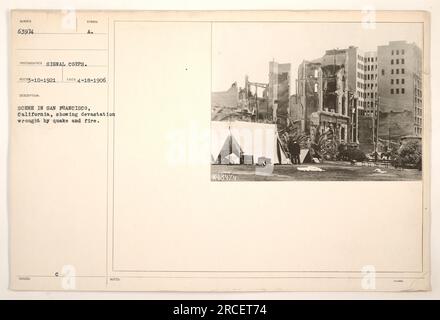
255,85,259,123
355,98,359,143
266,87,269,122
247,81,269,123
388,127,391,151
387,115,391,152
245,75,250,115
350,94,357,143
374,96,380,154
351,98,354,143
372,103,375,152
303,61,306,123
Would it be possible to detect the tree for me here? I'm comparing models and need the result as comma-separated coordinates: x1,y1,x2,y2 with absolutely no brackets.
311,128,338,160
337,145,366,162
394,140,422,168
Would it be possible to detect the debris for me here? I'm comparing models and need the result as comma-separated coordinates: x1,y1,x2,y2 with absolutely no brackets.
312,157,320,163
256,164,274,176
297,166,324,172
258,157,272,166
243,155,253,165
374,168,387,174
225,153,240,164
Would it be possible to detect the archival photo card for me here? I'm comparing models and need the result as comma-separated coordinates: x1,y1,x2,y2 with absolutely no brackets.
9,10,430,292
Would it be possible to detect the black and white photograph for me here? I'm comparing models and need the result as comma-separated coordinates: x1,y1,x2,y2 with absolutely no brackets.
211,22,424,181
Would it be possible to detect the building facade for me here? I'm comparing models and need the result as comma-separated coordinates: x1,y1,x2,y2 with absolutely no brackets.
377,40,423,137
363,51,378,116
295,60,351,144
319,46,367,116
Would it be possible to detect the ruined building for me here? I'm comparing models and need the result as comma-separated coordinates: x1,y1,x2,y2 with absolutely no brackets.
243,75,270,121
212,62,290,126
268,61,291,128
292,41,423,153
211,82,254,122
294,58,354,145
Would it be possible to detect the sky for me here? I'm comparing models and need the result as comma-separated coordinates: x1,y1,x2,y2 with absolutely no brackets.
212,22,423,95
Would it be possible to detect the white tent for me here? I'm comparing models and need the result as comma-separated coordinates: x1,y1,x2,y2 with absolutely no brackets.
299,149,312,164
211,120,289,165
211,121,230,163
225,153,240,164
218,134,242,164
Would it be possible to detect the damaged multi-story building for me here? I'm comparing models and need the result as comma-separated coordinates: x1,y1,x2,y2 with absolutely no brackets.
293,48,358,145
292,41,423,153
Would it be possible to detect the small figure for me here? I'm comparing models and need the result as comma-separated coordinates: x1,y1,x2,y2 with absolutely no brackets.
288,137,301,165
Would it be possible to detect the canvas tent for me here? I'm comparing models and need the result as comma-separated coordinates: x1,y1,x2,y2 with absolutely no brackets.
218,133,242,164
224,153,240,164
299,148,312,164
211,121,289,165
